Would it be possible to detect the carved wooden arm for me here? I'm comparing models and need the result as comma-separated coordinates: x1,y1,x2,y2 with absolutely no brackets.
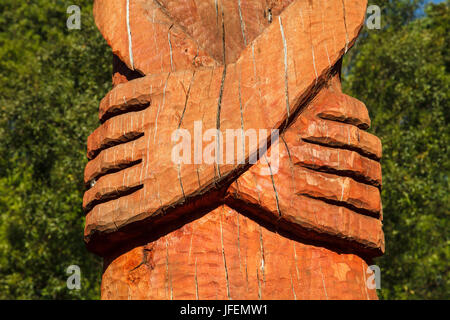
84,0,383,258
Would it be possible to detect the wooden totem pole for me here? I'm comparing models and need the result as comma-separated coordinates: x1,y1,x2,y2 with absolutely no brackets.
84,0,384,299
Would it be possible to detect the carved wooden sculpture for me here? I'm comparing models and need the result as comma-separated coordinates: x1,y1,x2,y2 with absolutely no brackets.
85,0,384,299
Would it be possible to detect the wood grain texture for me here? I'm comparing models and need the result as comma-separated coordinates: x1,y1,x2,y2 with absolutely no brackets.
86,0,383,299
101,205,379,300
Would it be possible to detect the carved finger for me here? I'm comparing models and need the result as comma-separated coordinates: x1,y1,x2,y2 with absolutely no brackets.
87,110,146,160
98,69,197,122
85,136,146,185
98,75,156,122
311,91,371,129
293,116,382,160
286,139,382,187
293,166,381,217
84,188,148,239
279,195,385,254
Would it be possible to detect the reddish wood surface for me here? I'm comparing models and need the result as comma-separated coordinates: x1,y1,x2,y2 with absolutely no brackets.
85,0,384,300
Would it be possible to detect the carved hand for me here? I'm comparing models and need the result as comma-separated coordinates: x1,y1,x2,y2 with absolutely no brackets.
84,0,383,257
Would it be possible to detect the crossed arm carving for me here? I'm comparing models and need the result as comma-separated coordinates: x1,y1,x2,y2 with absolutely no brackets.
84,0,384,258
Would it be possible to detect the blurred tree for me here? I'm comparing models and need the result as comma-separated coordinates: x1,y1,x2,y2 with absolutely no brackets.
0,0,111,299
343,0,449,299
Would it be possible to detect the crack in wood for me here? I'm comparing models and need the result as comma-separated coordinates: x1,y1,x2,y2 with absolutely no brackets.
278,16,290,127
126,0,134,70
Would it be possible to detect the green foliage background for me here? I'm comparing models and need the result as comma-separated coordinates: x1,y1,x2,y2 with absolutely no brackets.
0,0,448,299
